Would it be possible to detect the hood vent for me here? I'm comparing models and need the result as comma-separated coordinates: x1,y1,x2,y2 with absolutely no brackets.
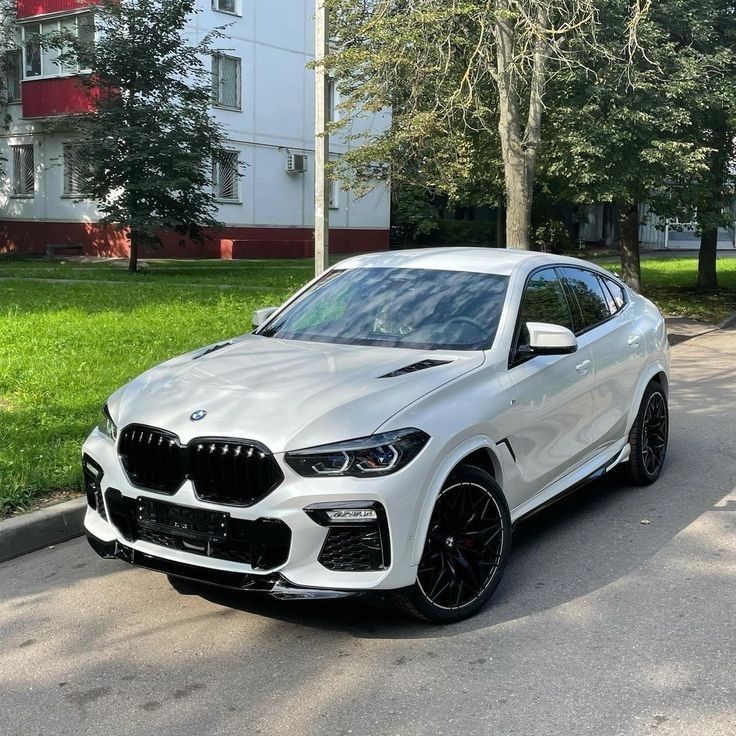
194,341,233,360
380,359,452,379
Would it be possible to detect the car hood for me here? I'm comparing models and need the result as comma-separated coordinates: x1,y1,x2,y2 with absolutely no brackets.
109,335,485,452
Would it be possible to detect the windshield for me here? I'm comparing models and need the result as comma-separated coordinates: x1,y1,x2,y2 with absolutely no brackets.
259,267,510,350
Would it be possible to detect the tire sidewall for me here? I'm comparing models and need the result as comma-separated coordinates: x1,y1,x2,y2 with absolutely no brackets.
630,383,669,484
408,465,512,624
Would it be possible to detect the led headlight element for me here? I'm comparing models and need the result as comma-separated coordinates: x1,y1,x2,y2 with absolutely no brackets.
97,404,118,442
286,428,429,477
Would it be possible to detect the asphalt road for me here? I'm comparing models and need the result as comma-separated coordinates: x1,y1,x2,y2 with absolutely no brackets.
2,329,735,736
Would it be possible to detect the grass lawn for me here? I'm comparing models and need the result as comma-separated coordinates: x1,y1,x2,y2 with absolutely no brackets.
0,259,313,517
0,254,734,517
599,257,736,323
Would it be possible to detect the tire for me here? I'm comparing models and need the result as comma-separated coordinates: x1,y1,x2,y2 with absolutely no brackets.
626,381,669,485
396,465,512,624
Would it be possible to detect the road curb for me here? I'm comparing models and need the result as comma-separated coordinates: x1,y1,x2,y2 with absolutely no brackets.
0,497,86,563
718,312,736,330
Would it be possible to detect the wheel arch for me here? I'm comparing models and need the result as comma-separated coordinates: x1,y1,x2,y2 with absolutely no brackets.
627,361,670,433
410,436,507,567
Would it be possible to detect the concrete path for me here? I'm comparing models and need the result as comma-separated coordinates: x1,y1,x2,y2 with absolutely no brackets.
1,329,735,736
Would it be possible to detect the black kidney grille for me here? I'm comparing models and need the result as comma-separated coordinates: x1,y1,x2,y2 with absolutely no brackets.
118,425,283,506
188,440,283,506
119,425,186,494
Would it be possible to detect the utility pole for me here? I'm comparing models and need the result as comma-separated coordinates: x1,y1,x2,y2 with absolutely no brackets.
314,0,329,275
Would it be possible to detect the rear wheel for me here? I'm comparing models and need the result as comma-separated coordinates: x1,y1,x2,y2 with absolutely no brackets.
626,381,669,485
397,465,511,623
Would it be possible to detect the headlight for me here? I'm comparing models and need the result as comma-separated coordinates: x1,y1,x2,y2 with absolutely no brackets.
97,404,118,442
285,428,429,477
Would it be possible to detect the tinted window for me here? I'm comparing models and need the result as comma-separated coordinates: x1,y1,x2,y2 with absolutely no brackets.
602,276,626,313
260,267,510,350
561,268,611,332
518,268,573,341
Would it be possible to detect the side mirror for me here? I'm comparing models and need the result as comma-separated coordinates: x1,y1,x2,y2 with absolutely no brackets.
252,306,278,329
522,322,578,356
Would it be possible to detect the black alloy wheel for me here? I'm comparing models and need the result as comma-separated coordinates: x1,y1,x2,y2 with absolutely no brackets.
397,465,511,623
627,381,669,485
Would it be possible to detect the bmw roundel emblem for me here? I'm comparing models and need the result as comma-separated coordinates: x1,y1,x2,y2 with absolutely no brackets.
190,409,207,422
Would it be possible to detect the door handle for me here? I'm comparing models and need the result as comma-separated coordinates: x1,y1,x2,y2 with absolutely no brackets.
628,335,641,347
575,359,591,374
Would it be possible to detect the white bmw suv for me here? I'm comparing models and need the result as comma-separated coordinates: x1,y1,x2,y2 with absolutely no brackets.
84,248,670,623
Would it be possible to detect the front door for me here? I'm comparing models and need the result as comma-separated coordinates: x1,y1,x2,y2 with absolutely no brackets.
506,268,596,501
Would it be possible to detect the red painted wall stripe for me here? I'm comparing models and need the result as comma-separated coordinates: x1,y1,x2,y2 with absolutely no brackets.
0,221,390,259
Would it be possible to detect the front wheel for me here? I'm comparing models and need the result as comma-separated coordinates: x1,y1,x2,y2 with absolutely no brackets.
626,381,669,485
396,465,511,623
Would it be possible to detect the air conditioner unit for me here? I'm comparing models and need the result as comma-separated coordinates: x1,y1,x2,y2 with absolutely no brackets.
286,153,308,174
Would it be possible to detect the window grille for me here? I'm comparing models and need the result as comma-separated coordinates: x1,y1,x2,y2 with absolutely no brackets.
12,145,34,196
212,54,241,109
212,150,239,201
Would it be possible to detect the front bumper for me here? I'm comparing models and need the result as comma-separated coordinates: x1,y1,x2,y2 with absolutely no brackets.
86,532,361,600
83,427,432,593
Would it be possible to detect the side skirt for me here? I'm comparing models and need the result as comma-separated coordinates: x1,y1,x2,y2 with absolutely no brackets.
510,442,630,526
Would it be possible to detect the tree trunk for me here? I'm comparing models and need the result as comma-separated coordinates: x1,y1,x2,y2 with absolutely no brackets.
496,202,507,249
128,229,139,274
494,2,548,251
697,227,718,290
504,161,533,249
618,202,641,292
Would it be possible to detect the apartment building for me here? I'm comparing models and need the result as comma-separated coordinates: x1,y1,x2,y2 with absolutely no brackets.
0,0,391,258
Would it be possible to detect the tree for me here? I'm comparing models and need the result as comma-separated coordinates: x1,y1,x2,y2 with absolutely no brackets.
540,0,719,290
326,0,649,250
50,0,228,272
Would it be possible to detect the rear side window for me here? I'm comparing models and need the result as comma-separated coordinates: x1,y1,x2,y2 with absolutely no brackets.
600,276,627,314
561,267,611,333
519,268,574,337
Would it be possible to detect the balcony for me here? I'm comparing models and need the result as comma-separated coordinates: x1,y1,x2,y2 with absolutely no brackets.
22,77,96,119
17,0,94,19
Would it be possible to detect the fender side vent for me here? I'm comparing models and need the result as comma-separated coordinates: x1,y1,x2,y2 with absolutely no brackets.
380,359,451,378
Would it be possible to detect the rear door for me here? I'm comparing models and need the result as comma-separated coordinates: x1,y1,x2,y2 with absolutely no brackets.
506,267,596,498
560,268,643,452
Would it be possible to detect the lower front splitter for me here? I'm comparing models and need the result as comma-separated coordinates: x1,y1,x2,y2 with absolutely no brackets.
86,532,361,600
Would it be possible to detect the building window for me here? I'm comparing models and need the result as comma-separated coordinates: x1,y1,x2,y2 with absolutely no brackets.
21,13,94,79
327,78,339,122
63,144,92,196
12,144,35,197
23,23,41,77
212,54,241,109
212,0,240,15
329,179,339,210
4,50,22,103
212,150,239,201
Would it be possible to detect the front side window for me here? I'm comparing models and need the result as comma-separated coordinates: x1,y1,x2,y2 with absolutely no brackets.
63,144,92,196
212,54,241,109
561,267,612,333
518,268,573,333
260,267,510,351
12,144,35,196
212,150,239,201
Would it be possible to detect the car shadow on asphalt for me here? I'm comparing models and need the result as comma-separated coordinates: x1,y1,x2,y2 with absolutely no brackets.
187,430,733,639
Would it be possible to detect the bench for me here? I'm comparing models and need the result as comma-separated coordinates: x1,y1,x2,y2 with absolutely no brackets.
46,243,84,261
